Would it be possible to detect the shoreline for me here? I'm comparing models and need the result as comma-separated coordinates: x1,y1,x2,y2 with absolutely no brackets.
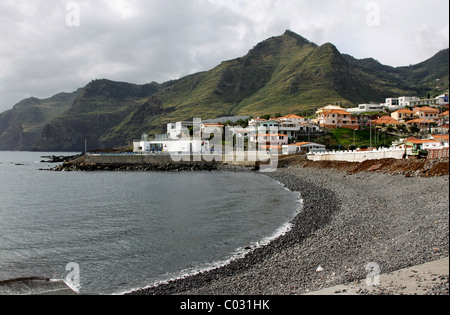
127,164,449,295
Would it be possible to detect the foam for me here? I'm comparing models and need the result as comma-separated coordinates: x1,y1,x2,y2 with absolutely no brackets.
120,182,304,295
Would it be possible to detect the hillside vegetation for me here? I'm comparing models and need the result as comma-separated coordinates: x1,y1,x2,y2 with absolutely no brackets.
0,30,448,151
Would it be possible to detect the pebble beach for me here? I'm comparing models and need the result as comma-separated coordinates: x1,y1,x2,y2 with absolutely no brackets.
128,164,449,295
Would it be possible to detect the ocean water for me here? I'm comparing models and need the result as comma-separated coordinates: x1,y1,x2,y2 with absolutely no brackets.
0,152,302,295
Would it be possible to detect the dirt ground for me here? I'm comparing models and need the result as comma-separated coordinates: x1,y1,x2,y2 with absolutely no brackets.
287,157,449,177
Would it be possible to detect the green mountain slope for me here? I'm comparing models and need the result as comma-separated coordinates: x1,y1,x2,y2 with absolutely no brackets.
0,30,448,151
397,48,449,95
31,79,161,151
108,30,441,143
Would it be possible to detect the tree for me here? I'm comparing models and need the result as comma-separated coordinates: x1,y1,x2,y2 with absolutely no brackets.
409,125,421,134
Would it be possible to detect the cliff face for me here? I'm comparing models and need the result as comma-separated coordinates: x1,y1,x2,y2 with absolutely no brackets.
1,30,448,152
0,91,81,151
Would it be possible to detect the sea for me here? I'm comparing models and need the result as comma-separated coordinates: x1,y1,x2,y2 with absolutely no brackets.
0,151,302,295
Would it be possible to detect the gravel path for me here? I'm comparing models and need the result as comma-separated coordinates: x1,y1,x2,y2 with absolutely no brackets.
128,166,449,295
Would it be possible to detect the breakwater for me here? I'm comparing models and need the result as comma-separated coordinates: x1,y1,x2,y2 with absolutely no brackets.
51,154,262,172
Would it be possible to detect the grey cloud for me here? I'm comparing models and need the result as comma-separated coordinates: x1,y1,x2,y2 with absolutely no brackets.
0,0,448,113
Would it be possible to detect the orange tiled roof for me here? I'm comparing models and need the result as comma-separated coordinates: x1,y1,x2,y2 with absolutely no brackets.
371,116,403,125
393,109,414,114
431,134,449,141
405,136,420,141
413,106,439,113
406,118,435,124
280,114,304,119
322,109,351,115
405,139,440,144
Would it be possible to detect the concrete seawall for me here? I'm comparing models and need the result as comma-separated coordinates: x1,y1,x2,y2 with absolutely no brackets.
56,154,262,171
54,153,301,172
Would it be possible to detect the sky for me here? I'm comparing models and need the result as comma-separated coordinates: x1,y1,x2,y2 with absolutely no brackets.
0,0,449,113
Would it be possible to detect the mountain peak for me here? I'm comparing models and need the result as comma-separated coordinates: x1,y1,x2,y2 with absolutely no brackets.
282,29,313,45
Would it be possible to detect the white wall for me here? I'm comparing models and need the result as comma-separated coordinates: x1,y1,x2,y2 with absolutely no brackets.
307,148,411,162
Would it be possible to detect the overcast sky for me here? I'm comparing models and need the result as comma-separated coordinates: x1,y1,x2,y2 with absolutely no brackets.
0,0,448,113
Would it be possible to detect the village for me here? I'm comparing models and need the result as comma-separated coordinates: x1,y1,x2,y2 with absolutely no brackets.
132,92,449,163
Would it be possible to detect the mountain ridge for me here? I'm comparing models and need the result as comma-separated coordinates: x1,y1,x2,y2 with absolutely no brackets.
0,30,448,151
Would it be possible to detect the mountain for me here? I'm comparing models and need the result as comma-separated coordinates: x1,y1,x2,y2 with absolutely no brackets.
31,80,162,151
397,48,449,94
0,90,81,151
343,48,449,97
0,30,448,151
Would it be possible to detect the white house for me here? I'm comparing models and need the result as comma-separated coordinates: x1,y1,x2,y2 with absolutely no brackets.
399,96,420,107
249,133,288,152
381,96,420,111
430,134,449,146
298,122,320,133
278,121,300,141
384,98,399,107
277,114,306,124
134,120,213,154
249,119,280,129
167,121,193,140
347,103,385,114
200,123,224,136
409,95,449,107
133,135,209,154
